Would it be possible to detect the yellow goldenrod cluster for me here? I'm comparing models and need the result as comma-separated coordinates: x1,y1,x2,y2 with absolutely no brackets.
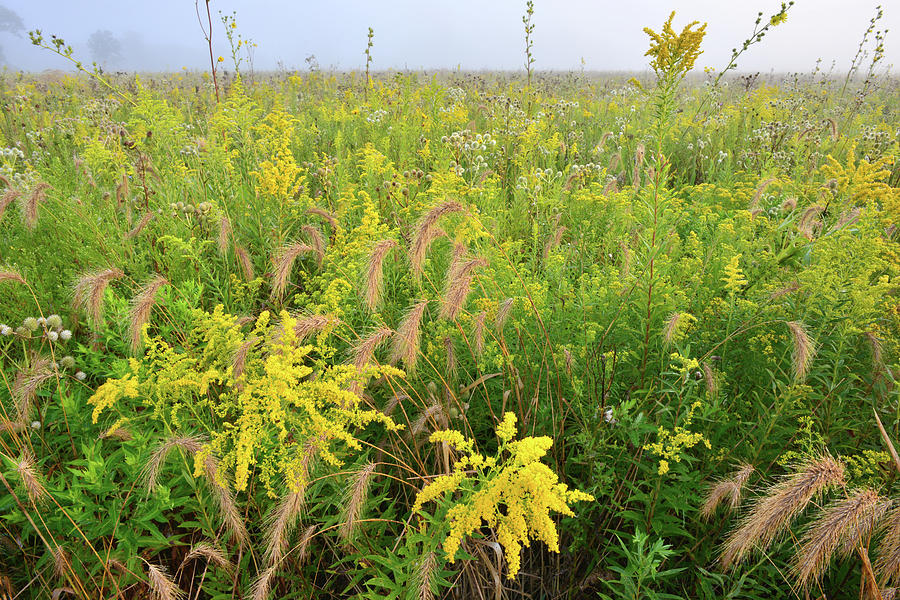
645,401,711,475
89,306,401,497
250,110,305,200
413,412,593,578
643,12,707,80
722,254,747,295
821,146,897,223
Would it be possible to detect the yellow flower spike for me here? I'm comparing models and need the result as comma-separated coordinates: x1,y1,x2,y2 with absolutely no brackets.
643,11,707,80
415,419,593,578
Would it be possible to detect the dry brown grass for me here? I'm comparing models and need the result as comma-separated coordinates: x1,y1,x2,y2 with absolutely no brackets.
795,488,887,588
364,239,398,311
22,182,51,230
146,562,184,600
390,300,428,373
234,245,255,281
271,242,316,299
721,454,845,569
410,200,466,278
129,275,169,353
339,462,376,541
73,267,125,328
701,463,754,520
440,256,487,320
787,321,817,381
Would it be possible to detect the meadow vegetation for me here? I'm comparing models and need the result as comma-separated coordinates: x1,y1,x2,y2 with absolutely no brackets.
1,5,900,599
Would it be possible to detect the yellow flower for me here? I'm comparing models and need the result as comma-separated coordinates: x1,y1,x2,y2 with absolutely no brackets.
217,56,224,63
643,11,707,79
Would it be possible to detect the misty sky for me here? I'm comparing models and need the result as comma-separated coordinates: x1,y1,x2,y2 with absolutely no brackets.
0,1,896,73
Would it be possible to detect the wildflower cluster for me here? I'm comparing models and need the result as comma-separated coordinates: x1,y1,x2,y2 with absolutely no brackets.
88,306,401,496
414,412,593,578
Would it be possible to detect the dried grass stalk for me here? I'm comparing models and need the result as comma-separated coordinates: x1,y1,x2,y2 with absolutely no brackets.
73,267,125,327
146,563,184,600
217,215,232,254
15,450,47,504
390,300,428,373
23,182,51,230
0,188,21,222
749,177,776,210
787,321,817,381
701,463,754,520
271,242,315,299
795,488,887,588
129,275,169,353
182,542,232,573
264,486,306,566
473,311,487,357
0,269,26,285
302,224,326,267
410,201,465,278
721,454,845,569
340,462,376,541
13,355,54,422
364,239,398,310
307,206,338,230
877,506,900,585
143,434,205,492
440,257,487,320
126,212,156,240
234,244,255,281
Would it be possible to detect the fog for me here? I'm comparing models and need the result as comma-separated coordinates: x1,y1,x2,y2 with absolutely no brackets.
0,0,896,74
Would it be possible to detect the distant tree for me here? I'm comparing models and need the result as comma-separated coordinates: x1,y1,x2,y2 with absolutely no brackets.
0,4,23,35
0,4,24,64
87,29,122,68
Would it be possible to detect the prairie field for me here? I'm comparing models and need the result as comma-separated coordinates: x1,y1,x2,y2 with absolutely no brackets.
1,8,900,600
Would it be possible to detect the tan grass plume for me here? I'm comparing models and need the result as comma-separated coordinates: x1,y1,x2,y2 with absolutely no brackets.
795,488,887,589
13,355,54,422
473,311,487,357
364,239,398,311
73,267,125,328
143,434,205,492
271,242,315,299
749,177,776,210
340,462,376,541
22,182,51,230
15,450,48,504
440,257,487,320
307,206,338,230
302,224,326,267
217,215,232,255
250,566,277,600
182,542,232,573
787,321,817,381
0,269,26,286
264,485,306,566
389,300,428,373
233,244,255,281
876,506,900,585
701,463,755,520
0,188,21,222
129,275,169,353
721,454,845,569
146,563,184,600
126,212,155,240
410,200,465,278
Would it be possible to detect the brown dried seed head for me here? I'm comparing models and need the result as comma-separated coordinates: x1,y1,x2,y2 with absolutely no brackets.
73,267,125,327
721,454,845,569
364,239,398,310
390,300,428,373
129,275,169,353
795,488,887,589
